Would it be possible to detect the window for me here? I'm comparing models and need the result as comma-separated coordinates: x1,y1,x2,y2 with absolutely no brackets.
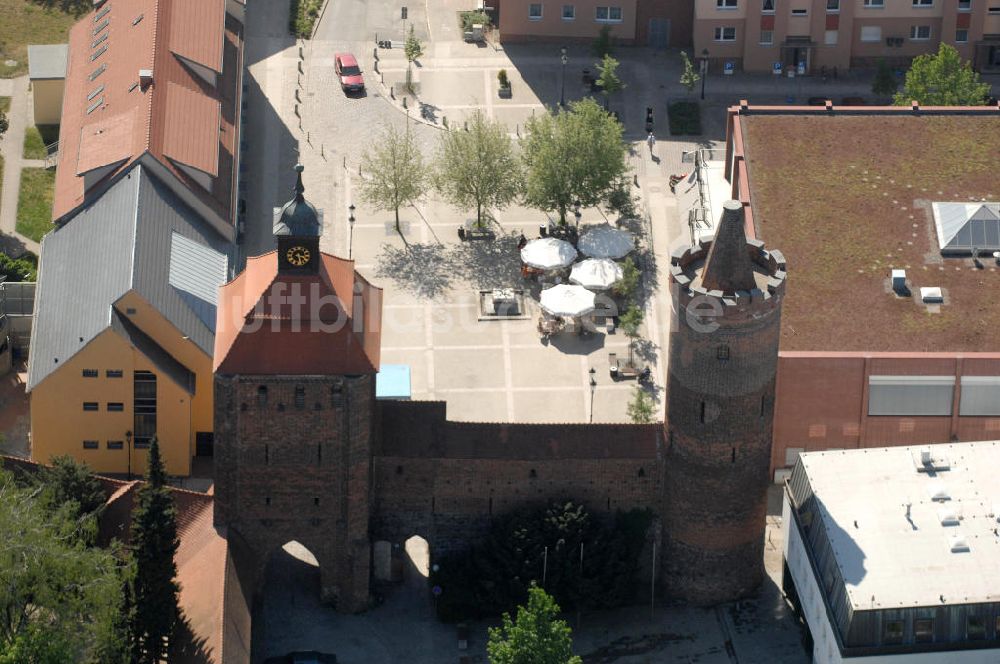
868,376,954,416
528,3,542,19
825,29,838,44
257,385,268,407
860,25,882,41
82,369,98,378
562,4,575,19
89,64,106,81
826,0,839,11
914,618,933,643
94,4,110,21
596,6,623,21
717,344,731,359
863,0,884,6
759,29,774,44
910,25,931,40
956,29,969,42
958,0,971,7
92,19,109,37
912,0,933,6
86,97,104,114
90,45,107,62
884,620,904,645
967,616,985,640
106,369,123,378
295,386,305,409
791,7,808,14
91,32,108,49
989,4,1000,12
107,402,124,412
83,402,98,411
714,26,737,41
717,0,738,8
700,401,706,423
107,440,124,450
762,0,774,10
83,440,99,450
87,84,104,101
134,371,156,449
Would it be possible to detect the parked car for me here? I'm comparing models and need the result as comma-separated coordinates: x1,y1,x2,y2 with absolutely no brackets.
334,53,364,93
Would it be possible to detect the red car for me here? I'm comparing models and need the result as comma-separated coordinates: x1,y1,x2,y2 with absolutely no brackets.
334,53,364,93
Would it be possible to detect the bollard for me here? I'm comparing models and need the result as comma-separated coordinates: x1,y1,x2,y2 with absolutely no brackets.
442,116,448,128
374,60,379,74
320,144,325,159
390,86,395,100
359,165,362,176
402,96,407,110
343,156,347,169
373,46,378,60
299,45,304,60
294,103,300,117
306,131,311,145
295,88,301,102
298,60,304,74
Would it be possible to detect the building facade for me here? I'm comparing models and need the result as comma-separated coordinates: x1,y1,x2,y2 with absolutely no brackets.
498,0,694,47
694,0,1000,73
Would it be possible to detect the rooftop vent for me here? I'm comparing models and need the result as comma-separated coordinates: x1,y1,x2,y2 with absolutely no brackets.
891,269,909,296
938,506,961,526
920,287,943,304
913,448,950,472
928,482,950,501
139,69,153,89
949,535,970,553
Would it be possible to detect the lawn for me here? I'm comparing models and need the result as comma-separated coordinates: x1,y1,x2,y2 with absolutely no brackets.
16,166,55,242
22,124,58,159
0,0,87,78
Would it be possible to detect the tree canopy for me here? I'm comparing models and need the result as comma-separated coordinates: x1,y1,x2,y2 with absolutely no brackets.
0,469,122,662
434,111,523,227
521,98,627,224
679,51,700,94
359,122,428,239
595,55,625,109
129,437,180,663
871,59,898,98
893,43,990,106
487,584,582,664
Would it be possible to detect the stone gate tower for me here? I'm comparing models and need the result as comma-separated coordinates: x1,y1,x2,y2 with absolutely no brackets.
662,199,786,605
212,165,383,612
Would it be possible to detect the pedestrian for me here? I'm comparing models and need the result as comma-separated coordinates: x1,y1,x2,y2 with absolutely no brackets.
646,132,655,156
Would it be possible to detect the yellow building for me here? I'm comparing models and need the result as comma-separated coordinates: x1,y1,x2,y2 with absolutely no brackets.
28,168,231,476
27,44,67,127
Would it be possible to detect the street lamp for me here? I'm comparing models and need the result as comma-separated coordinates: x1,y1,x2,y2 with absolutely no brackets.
348,204,356,260
559,47,569,107
589,368,597,423
700,48,709,100
125,430,133,480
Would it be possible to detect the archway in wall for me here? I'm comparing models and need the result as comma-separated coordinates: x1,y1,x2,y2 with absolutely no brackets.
251,541,330,663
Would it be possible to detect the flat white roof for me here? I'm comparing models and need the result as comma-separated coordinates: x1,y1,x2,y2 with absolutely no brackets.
798,441,1000,610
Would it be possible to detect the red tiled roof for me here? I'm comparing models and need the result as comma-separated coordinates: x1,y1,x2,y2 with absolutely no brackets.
54,0,240,225
214,252,383,375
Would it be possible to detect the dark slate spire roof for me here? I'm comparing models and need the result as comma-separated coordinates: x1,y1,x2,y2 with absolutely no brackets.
273,164,321,237
700,200,758,293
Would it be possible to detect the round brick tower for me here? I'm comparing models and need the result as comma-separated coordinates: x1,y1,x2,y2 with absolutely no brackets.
662,199,786,605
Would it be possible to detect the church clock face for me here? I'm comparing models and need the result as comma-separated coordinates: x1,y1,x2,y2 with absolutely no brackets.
286,246,311,267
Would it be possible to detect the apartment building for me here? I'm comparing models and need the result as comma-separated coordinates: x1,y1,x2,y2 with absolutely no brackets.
498,0,694,47
693,0,1000,73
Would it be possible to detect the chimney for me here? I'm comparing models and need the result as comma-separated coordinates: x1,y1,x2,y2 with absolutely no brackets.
139,69,153,90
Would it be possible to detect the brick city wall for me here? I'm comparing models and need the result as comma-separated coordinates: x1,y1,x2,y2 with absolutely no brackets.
371,401,663,554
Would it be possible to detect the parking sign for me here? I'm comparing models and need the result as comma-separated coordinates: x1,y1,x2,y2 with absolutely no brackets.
724,61,735,75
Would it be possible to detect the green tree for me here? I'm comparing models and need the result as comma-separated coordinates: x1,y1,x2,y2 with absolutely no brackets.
0,110,8,139
435,111,523,228
679,51,700,94
619,302,643,366
487,584,582,664
595,54,625,110
592,25,613,58
129,437,180,664
893,43,990,106
522,98,627,224
627,386,656,424
404,24,424,93
612,256,640,299
871,59,898,98
360,123,428,241
0,470,121,661
38,455,106,544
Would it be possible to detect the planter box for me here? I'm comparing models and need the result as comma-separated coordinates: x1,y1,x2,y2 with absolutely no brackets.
498,85,511,99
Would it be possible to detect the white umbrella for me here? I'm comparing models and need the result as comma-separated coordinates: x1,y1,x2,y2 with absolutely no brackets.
520,238,577,270
570,258,623,290
578,224,634,259
540,284,596,317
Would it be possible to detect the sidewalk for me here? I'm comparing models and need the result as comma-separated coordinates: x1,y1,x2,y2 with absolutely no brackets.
0,76,43,256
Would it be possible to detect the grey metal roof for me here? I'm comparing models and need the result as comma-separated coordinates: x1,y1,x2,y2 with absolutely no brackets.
28,165,232,391
27,44,69,80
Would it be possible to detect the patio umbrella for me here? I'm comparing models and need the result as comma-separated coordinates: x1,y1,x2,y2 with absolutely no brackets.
578,224,634,259
570,258,623,290
540,284,596,317
520,238,578,270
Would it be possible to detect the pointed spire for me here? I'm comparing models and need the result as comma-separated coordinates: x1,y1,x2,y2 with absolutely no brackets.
293,163,306,200
700,200,757,293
